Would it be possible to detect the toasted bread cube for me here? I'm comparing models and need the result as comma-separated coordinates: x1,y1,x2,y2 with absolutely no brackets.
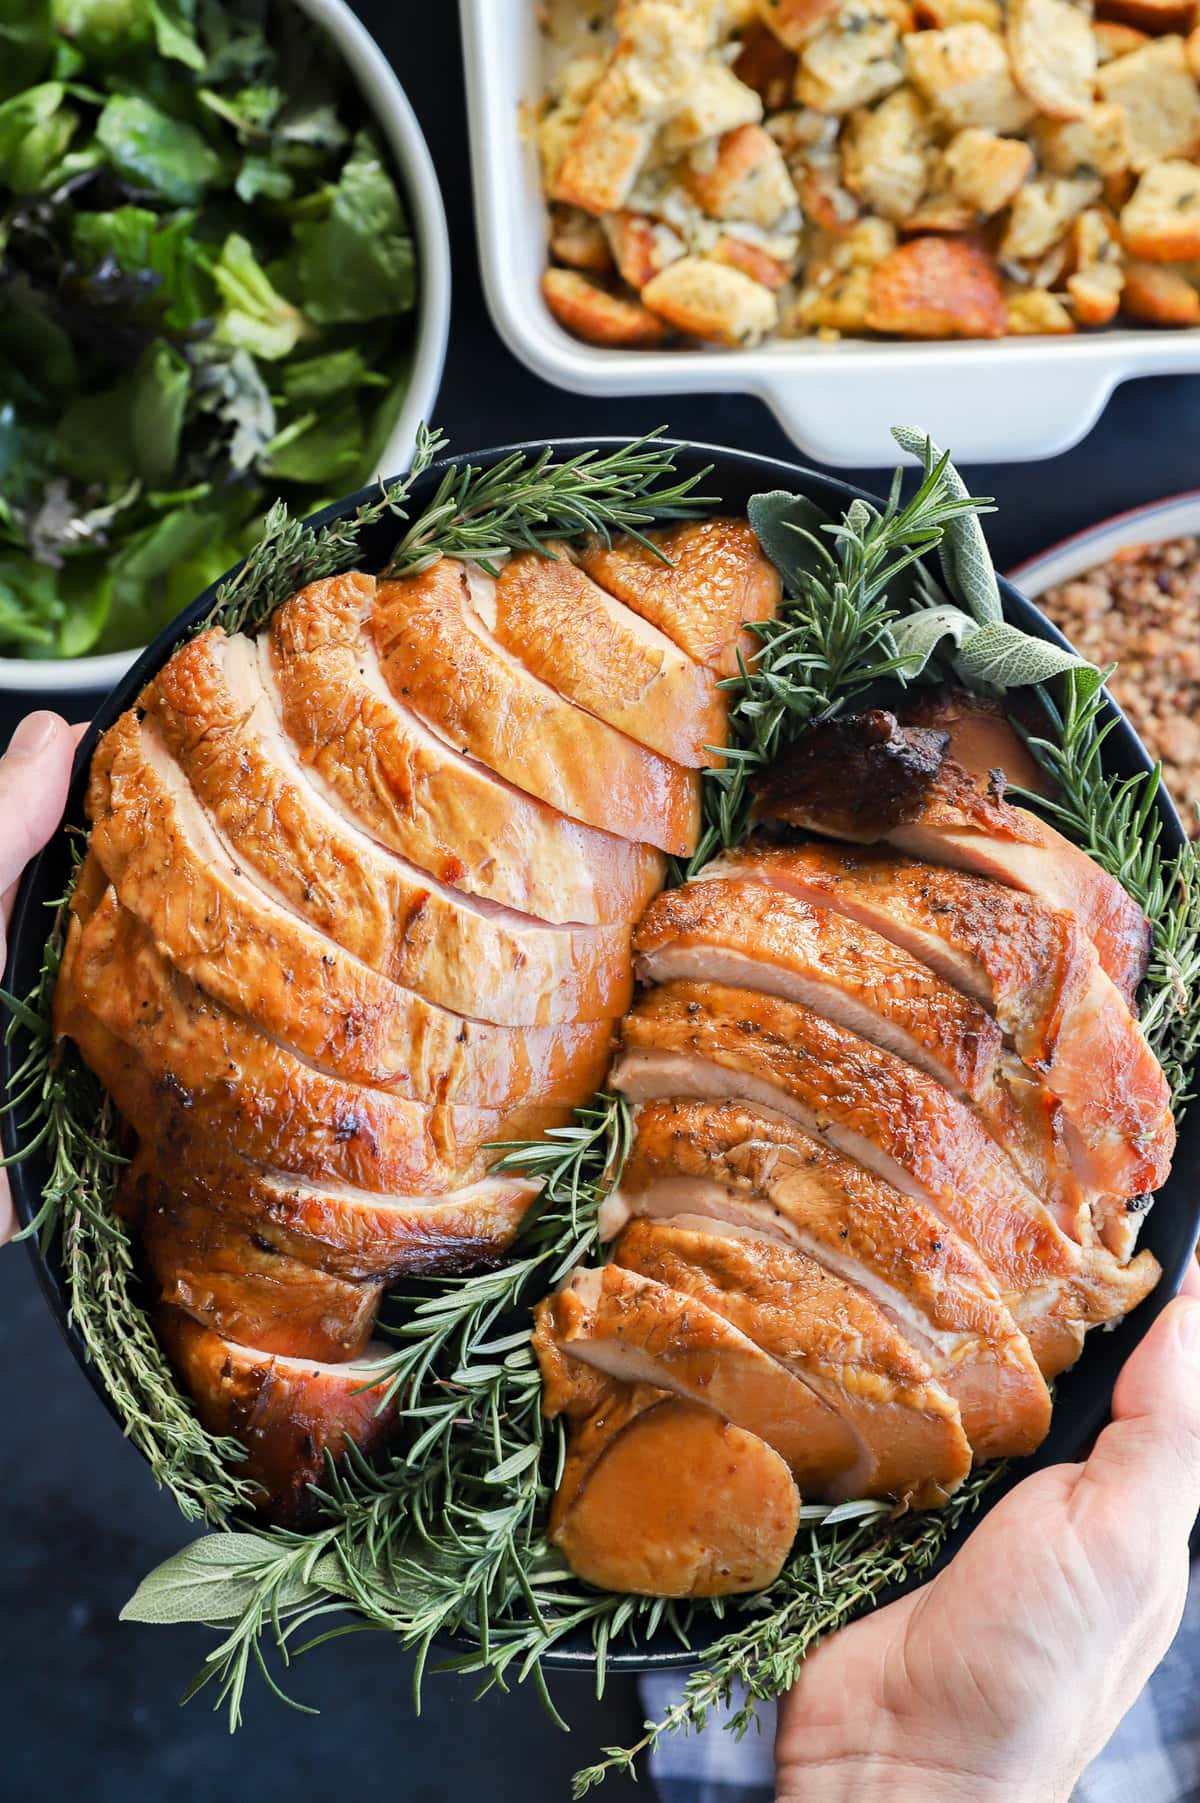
795,4,905,112
1095,37,1200,171
755,0,842,48
687,123,800,223
538,52,609,188
791,216,897,327
796,151,863,227
1189,23,1200,80
551,74,654,214
1065,207,1126,321
903,23,1036,132
613,3,716,109
903,184,976,229
793,260,876,328
1006,286,1077,332
1036,104,1133,178
866,233,1007,334
913,0,1002,24
1096,0,1197,31
1093,20,1152,60
604,211,686,287
841,87,933,219
713,233,794,286
1121,157,1200,256
541,269,671,346
641,254,780,342
610,207,684,290
1122,259,1200,319
842,214,903,262
1008,0,1097,121
1000,175,1103,259
943,127,1035,215
549,205,614,274
660,63,764,150
735,20,801,106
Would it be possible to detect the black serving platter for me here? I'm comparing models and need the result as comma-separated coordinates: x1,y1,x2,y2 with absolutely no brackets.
4,438,1198,1672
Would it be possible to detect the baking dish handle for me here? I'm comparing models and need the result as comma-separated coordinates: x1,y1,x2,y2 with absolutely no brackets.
752,354,1122,469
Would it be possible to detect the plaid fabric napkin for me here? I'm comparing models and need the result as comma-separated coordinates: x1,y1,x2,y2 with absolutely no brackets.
642,1558,1200,1803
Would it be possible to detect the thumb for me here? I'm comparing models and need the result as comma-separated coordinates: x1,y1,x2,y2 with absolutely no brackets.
1081,1290,1200,1546
0,713,75,905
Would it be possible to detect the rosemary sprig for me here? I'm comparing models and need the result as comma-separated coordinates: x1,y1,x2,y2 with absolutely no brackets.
3,881,254,1523
382,431,714,578
201,422,446,638
687,453,990,874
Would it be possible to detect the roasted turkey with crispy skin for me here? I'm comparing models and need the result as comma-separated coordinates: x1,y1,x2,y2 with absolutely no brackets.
53,526,772,1524
535,700,1171,1599
53,515,1171,1588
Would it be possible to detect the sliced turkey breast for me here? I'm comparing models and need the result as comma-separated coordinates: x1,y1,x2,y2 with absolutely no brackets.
55,882,563,1195
610,1100,1051,1460
634,876,1085,1238
711,841,1174,1247
119,1141,536,1283
370,560,701,854
613,1218,971,1505
550,1395,800,1598
755,710,1150,1004
156,1307,398,1526
142,628,634,1018
577,517,781,676
536,1263,860,1493
264,572,667,918
138,1181,383,1362
490,547,725,768
612,982,1162,1376
88,713,613,1108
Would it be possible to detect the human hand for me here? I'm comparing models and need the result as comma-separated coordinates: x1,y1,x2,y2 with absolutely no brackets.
0,712,79,1245
775,1262,1200,1803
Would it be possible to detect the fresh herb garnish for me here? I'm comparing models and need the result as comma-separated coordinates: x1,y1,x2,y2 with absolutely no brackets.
3,430,1196,1789
0,0,418,658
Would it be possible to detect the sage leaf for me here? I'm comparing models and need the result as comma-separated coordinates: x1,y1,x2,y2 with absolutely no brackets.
121,1532,310,1627
891,425,1002,625
890,603,978,678
953,621,1093,691
747,490,834,591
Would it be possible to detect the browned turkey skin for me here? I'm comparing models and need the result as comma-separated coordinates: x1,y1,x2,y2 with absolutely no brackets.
537,714,1169,1595
52,527,1169,1576
53,535,760,1524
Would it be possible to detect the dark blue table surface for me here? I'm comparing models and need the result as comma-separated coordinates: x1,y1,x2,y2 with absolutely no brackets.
3,6,1199,1799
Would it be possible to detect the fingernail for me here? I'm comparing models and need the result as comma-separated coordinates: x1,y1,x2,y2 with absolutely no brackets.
7,712,60,759
1175,1298,1200,1361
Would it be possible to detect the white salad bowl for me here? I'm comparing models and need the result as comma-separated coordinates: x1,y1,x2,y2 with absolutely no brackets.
1,0,450,697
460,0,1200,472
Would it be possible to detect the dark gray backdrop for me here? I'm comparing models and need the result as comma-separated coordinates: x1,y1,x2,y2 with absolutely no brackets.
3,5,1199,1800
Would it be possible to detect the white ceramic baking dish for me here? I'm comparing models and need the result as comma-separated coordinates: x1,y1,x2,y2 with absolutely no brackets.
460,0,1200,470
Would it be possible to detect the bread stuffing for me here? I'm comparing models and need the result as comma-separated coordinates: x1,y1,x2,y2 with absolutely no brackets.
536,0,1200,342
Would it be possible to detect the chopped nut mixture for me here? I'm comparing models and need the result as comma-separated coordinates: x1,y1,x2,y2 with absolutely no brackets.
1040,536,1200,832
534,0,1200,348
